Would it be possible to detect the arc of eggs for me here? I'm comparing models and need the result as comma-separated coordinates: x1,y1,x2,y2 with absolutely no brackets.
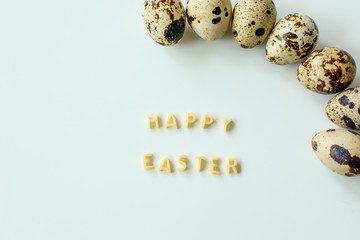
142,0,359,177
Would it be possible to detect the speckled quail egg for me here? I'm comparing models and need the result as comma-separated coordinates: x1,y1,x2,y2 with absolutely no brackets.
326,88,360,130
312,129,360,176
186,0,232,41
232,0,276,48
297,47,356,94
142,0,186,46
266,13,319,65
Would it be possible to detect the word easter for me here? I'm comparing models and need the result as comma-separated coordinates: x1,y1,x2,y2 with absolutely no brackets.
147,113,234,132
143,154,240,175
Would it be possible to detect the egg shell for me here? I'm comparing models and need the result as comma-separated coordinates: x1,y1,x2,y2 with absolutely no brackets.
297,47,357,94
232,0,276,48
326,88,360,130
312,129,360,177
266,13,319,65
142,0,186,46
186,0,232,41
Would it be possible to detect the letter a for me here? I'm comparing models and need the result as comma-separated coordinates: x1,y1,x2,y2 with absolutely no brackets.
165,114,179,129
158,157,173,173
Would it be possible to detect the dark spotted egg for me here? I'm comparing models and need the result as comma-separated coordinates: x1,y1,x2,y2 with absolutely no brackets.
326,88,360,130
232,0,277,49
312,129,360,177
142,0,186,46
266,13,319,65
297,47,356,94
186,0,232,41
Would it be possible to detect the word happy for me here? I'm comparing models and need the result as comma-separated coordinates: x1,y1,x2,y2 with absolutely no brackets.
146,113,234,132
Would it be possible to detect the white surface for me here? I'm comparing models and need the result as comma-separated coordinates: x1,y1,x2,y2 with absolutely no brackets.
0,0,360,239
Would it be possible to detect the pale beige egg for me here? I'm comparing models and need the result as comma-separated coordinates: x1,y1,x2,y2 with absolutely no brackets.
312,129,360,177
186,0,232,41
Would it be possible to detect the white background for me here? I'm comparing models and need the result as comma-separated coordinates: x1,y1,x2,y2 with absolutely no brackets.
1,0,360,239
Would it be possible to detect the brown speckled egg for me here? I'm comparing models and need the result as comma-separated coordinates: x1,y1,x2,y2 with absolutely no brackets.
266,13,319,65
232,0,276,49
186,0,232,41
142,0,186,46
312,129,360,176
326,88,360,130
297,47,356,94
